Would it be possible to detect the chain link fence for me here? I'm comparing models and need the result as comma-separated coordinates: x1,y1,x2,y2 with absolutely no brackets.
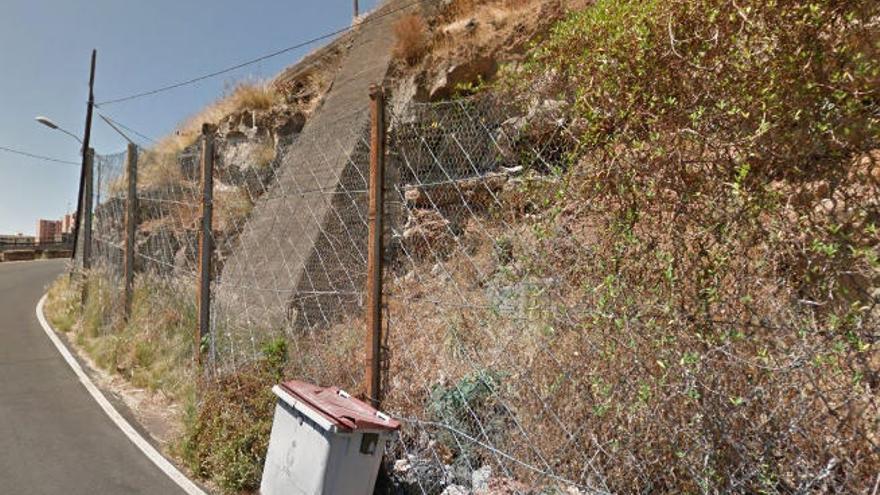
380,94,878,493
81,87,878,493
383,95,614,493
90,150,127,277
211,108,371,384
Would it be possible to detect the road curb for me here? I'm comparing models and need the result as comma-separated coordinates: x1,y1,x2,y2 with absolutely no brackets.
36,294,207,495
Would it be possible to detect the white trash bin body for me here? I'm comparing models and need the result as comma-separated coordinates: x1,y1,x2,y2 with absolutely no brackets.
260,380,400,495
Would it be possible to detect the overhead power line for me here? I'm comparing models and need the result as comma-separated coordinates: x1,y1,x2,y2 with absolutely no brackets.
0,145,79,166
97,0,426,106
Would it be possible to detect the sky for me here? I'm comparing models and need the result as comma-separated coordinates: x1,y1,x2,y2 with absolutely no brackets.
0,0,380,235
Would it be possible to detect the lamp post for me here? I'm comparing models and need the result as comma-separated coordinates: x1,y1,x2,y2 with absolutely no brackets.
35,115,92,265
35,116,84,146
74,49,97,266
33,50,96,273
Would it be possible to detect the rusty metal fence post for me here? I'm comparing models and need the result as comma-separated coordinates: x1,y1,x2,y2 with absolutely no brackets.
196,124,215,367
365,84,386,407
123,143,138,321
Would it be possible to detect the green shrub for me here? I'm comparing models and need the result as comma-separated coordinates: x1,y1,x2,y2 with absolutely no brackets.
524,0,878,172
479,0,880,491
429,370,507,466
180,339,288,493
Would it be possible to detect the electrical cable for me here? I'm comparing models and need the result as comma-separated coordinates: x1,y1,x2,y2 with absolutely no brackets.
0,145,79,165
97,0,427,106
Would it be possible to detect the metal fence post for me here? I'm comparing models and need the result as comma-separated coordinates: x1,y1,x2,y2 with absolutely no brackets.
123,143,138,321
196,124,215,367
365,84,386,407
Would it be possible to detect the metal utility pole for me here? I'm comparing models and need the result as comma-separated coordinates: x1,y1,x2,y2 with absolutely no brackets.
364,84,386,407
72,49,96,264
81,148,94,271
354,0,360,19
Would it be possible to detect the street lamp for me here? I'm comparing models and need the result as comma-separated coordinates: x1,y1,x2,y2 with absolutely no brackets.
35,116,84,146
35,114,91,265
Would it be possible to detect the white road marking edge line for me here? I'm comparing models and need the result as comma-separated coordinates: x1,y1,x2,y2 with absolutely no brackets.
36,294,207,495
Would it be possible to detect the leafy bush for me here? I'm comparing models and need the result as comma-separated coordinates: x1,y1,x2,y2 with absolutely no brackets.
428,371,509,479
180,339,287,493
527,0,878,170
383,0,878,491
469,0,880,491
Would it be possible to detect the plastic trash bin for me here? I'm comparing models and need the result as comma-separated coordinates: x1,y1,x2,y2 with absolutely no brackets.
260,380,401,495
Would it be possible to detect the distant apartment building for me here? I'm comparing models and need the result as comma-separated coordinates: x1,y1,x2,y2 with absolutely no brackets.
62,213,76,234
36,219,63,244
0,233,35,246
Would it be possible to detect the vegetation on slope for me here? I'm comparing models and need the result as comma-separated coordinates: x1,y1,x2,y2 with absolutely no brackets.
47,0,878,492
180,339,287,492
467,0,876,490
382,0,878,491
46,272,196,398
150,82,281,158
45,273,287,492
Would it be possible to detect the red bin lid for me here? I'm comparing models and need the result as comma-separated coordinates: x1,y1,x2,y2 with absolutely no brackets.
278,380,401,432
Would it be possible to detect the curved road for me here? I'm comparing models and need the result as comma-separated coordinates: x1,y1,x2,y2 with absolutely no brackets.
0,259,185,494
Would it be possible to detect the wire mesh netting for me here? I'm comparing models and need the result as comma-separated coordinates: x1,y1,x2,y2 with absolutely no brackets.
81,89,879,493
91,150,127,278
210,108,372,384
87,147,201,381
382,96,600,493
379,94,878,493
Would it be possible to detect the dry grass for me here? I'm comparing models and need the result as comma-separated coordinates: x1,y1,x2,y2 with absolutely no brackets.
213,187,253,233
393,14,430,66
250,139,276,169
151,81,280,158
135,81,281,192
44,271,197,399
442,0,540,21
419,0,578,93
139,151,186,190
443,0,480,19
225,82,279,111
151,132,200,162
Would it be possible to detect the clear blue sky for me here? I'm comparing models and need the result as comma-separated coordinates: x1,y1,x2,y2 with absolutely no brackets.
0,0,379,235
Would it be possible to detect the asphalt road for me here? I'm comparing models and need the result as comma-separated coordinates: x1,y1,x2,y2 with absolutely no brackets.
0,259,185,494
